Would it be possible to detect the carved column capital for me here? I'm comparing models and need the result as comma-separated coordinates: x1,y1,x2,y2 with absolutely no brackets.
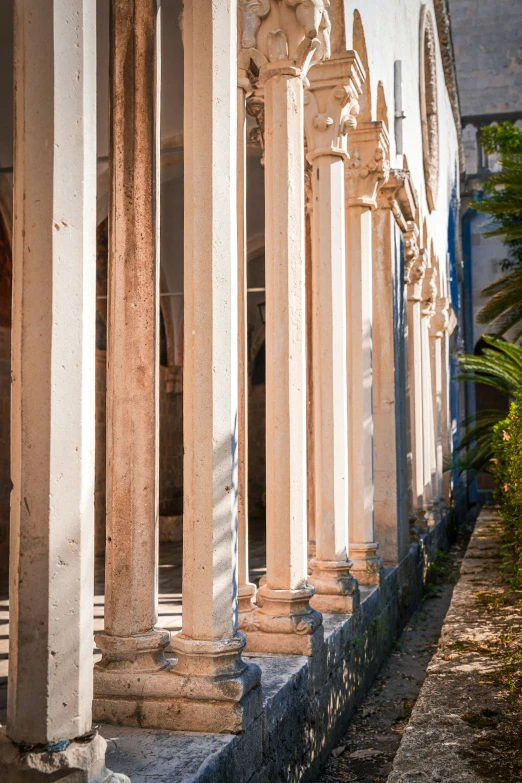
421,266,438,323
303,53,364,160
430,295,449,337
376,168,419,232
405,225,427,301
345,121,390,208
238,0,331,85
404,220,420,284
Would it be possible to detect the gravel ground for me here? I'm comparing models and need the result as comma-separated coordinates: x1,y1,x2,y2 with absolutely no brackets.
314,517,474,783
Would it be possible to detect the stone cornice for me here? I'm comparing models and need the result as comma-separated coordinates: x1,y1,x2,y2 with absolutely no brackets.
345,121,390,208
304,53,364,160
376,168,419,233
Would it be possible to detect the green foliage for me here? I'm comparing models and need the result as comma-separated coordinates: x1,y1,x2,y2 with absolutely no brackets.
481,122,522,156
474,123,522,336
447,336,522,475
492,388,522,591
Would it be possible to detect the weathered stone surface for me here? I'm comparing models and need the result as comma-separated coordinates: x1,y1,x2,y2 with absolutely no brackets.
388,511,520,783
95,514,452,782
0,731,128,783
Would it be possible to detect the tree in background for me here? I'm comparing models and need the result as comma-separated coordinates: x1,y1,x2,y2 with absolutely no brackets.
475,122,522,340
492,388,522,590
449,336,522,475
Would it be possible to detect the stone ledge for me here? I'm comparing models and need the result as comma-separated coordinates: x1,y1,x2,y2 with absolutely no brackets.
388,509,516,783
99,515,452,783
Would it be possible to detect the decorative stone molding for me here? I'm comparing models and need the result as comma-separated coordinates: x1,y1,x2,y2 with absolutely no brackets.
376,168,419,232
345,121,390,208
430,295,449,337
421,267,438,323
303,53,364,159
407,247,428,302
403,220,420,283
246,90,266,158
420,5,439,212
239,1,333,163
237,0,331,85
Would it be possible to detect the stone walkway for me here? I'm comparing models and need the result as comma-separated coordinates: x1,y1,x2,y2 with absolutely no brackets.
315,511,473,783
388,509,522,783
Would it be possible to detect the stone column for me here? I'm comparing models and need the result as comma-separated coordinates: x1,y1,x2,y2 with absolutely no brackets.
430,291,449,515
95,0,261,734
344,122,389,585
405,225,429,535
441,306,455,505
169,0,262,730
237,76,256,616
421,266,437,525
372,170,416,566
305,163,316,568
1,2,128,780
304,55,363,613
93,0,171,720
237,0,330,655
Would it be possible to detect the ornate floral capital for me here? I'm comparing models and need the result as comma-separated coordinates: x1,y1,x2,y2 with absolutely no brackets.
345,121,390,208
404,221,420,284
430,295,449,337
376,168,418,232
237,0,331,86
421,267,438,322
303,53,364,159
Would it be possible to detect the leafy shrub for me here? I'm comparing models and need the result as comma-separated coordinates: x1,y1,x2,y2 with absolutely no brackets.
492,388,522,591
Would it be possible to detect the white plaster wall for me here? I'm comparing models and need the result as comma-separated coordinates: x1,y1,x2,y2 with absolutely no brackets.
344,0,460,271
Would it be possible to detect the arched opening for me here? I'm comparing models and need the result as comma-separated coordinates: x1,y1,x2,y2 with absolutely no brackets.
352,10,372,122
419,6,439,212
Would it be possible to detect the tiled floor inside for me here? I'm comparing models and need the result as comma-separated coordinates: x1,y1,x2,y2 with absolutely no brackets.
0,518,267,724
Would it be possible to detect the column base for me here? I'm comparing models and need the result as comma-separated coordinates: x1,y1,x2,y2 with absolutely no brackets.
238,582,256,614
93,633,262,734
409,508,429,540
425,502,440,528
309,559,360,614
0,729,129,783
238,584,324,656
349,543,383,586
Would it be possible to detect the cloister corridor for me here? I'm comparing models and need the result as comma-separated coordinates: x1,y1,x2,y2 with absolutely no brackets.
0,524,269,722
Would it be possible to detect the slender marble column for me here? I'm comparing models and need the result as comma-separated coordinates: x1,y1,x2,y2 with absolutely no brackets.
345,122,389,585
95,0,261,734
430,314,443,508
421,266,437,525
237,0,330,655
237,80,256,615
169,0,261,730
1,2,127,780
94,0,171,708
304,56,363,613
441,305,455,504
405,225,429,535
373,170,416,566
305,163,316,568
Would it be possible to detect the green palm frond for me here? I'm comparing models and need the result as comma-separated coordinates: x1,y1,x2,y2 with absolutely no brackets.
447,338,522,476
477,268,522,336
